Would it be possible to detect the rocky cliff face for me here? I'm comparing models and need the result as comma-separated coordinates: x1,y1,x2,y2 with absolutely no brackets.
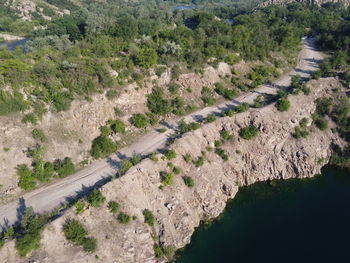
0,78,344,262
259,0,350,7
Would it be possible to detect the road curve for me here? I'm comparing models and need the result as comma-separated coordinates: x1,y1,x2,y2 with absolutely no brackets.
0,38,323,228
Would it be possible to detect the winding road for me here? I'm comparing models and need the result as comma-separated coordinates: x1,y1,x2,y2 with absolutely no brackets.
0,38,323,228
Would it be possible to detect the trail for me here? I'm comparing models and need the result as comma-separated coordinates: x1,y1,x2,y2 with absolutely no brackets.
0,38,323,228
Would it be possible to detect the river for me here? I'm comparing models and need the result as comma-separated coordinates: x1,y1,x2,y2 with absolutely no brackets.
175,166,350,263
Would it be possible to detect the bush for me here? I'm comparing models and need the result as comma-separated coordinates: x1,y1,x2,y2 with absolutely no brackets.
154,244,174,259
239,126,259,140
161,172,174,186
204,114,216,123
63,219,88,245
183,154,192,163
17,164,36,190
117,212,131,224
315,97,332,116
315,117,328,131
164,149,177,160
117,160,133,177
182,176,194,188
131,113,150,128
86,189,106,207
82,237,97,252
32,129,47,142
75,200,86,214
220,129,233,140
91,136,118,159
275,98,290,112
215,148,229,161
22,113,38,125
292,126,309,139
143,209,155,226
236,103,249,113
100,125,112,136
109,119,126,133
173,167,181,175
193,156,204,167
108,201,120,214
54,157,75,178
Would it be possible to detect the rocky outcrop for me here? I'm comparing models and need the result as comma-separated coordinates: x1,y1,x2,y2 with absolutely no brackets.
259,0,350,8
0,78,345,262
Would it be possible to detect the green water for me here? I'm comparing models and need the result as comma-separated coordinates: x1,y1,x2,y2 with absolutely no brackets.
175,166,350,263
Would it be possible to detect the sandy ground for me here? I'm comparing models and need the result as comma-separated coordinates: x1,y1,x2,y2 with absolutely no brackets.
0,37,323,228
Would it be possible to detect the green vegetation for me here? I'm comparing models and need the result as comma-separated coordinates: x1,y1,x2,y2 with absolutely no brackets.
131,113,150,128
220,129,233,141
75,200,87,215
275,98,291,112
143,209,155,226
63,219,97,252
31,129,47,142
160,172,174,186
91,136,118,159
182,176,195,188
239,126,259,140
292,118,310,139
86,189,106,208
154,244,174,259
164,149,177,160
17,146,75,190
117,212,131,224
193,156,205,167
108,201,120,214
215,148,229,161
15,208,49,257
236,103,249,113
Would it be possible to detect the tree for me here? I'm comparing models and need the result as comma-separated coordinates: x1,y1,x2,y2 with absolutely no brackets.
183,176,194,188
130,113,150,128
239,126,259,140
91,136,118,159
143,209,155,226
275,98,290,112
136,48,158,69
86,189,106,207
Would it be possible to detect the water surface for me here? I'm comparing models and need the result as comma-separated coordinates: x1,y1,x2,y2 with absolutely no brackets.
176,166,350,263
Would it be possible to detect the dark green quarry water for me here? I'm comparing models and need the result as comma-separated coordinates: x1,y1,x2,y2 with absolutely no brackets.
175,166,350,263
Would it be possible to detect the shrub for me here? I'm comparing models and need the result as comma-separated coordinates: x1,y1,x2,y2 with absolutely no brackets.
109,119,126,133
17,164,36,190
239,126,259,140
91,136,118,159
164,149,177,160
154,244,174,259
143,209,155,226
63,219,88,245
54,157,75,178
193,156,204,167
159,127,167,133
215,148,229,161
292,127,309,139
315,117,328,131
82,237,97,252
75,200,86,215
173,167,181,175
236,103,249,113
131,113,150,128
220,129,233,140
214,140,222,147
32,129,47,142
117,160,133,177
204,114,216,123
22,113,38,125
182,176,194,188
100,125,112,136
161,172,174,186
117,212,131,224
86,189,106,208
315,97,333,116
108,201,120,214
275,98,290,112
183,154,192,163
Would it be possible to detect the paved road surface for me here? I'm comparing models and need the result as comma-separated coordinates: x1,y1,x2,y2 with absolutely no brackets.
0,38,323,228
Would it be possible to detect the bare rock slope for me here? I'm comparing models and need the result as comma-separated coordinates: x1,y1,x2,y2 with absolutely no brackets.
0,77,344,262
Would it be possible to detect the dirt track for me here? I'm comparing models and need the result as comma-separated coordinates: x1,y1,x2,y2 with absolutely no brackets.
0,38,323,228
